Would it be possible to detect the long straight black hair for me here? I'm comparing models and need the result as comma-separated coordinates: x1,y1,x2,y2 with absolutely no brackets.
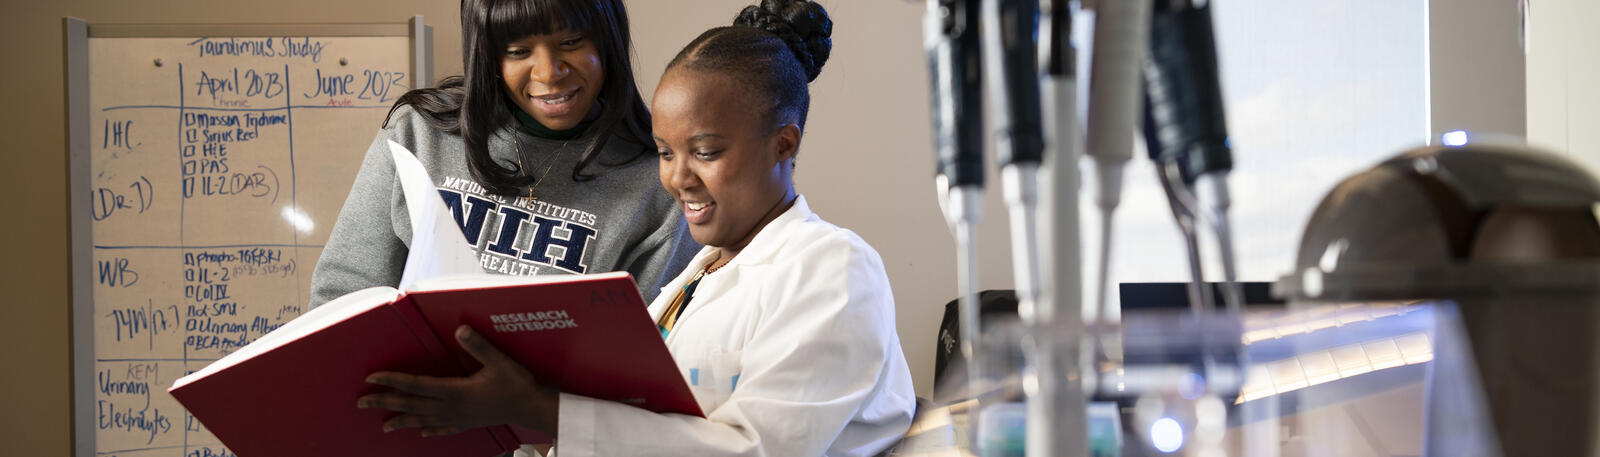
386,0,653,195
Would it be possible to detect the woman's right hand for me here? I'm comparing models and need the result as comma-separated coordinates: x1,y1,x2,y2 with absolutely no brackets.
357,325,560,437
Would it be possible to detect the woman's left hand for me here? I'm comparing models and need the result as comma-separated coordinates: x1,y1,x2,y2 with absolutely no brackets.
357,325,559,437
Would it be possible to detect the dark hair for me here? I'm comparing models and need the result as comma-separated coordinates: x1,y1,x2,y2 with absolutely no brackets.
666,0,833,131
385,0,653,195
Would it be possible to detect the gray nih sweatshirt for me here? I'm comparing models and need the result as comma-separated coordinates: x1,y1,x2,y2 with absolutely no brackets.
309,105,698,307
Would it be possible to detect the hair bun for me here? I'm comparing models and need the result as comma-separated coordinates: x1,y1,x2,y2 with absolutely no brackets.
734,0,833,82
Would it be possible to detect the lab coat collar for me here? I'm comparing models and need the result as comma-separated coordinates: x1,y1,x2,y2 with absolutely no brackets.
715,193,812,270
653,194,813,323
673,194,813,276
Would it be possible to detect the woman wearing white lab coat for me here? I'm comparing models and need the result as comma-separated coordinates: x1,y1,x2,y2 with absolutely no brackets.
554,191,915,456
359,1,916,456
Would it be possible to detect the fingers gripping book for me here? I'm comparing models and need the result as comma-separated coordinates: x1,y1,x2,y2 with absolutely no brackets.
169,141,701,457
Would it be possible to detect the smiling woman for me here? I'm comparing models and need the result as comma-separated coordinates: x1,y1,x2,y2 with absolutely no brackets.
307,5,702,431
653,69,797,255
622,3,919,453
355,1,917,456
500,31,605,130
309,0,700,309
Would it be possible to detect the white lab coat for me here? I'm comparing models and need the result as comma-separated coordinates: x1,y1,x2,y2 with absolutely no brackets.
552,195,917,456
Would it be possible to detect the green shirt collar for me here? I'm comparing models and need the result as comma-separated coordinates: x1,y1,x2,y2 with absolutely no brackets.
514,109,594,141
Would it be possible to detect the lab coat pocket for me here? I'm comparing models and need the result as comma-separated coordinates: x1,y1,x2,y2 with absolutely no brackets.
683,349,744,415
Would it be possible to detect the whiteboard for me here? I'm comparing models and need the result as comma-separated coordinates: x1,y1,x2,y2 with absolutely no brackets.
65,18,432,457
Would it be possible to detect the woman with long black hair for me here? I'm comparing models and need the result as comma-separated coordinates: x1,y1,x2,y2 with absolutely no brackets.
360,2,917,455
310,0,697,306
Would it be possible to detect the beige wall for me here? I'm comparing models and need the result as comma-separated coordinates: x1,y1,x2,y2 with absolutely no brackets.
1428,0,1527,139
3,1,1003,454
1527,0,1600,167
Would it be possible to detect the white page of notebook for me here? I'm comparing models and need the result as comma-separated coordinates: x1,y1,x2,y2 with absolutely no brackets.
389,139,489,290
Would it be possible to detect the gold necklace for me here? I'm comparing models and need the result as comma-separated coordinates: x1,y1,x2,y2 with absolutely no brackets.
512,133,570,203
704,252,729,274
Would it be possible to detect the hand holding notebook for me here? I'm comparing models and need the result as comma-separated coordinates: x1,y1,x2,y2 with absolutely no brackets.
168,141,700,457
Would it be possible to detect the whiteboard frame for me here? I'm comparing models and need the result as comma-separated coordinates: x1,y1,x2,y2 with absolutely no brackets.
64,16,433,457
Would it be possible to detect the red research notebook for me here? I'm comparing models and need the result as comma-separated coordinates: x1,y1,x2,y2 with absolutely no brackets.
169,272,702,457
